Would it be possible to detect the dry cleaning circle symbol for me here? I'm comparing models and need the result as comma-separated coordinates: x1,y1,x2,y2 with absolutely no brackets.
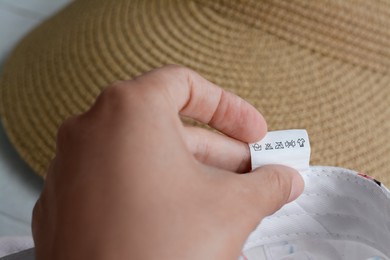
285,140,296,148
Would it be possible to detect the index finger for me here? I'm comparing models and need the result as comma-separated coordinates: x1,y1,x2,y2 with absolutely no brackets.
134,65,267,143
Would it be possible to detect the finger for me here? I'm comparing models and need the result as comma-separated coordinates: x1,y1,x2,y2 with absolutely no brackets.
132,65,267,143
237,165,304,218
183,126,251,173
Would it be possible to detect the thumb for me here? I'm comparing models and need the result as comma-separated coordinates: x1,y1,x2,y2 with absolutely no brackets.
240,165,304,218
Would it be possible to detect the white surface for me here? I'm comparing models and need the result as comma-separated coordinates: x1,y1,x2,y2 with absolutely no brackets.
0,0,71,236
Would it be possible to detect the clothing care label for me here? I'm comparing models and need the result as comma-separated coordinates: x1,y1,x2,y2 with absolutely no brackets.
249,130,311,173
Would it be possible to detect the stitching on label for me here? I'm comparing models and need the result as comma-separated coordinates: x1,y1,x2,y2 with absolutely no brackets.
264,212,367,222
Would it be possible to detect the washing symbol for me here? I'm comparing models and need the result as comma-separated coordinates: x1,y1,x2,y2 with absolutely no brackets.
275,141,284,149
265,143,273,150
297,138,305,147
285,140,296,148
252,143,262,151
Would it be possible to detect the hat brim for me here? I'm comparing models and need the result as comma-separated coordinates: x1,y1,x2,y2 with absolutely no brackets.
0,0,389,185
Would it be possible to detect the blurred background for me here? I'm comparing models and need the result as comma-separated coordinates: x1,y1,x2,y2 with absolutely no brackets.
0,0,70,236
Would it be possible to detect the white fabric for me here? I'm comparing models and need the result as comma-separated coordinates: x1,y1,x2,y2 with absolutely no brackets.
0,248,34,260
0,237,33,258
241,166,390,260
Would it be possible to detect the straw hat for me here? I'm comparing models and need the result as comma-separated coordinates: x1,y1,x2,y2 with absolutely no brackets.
0,0,389,185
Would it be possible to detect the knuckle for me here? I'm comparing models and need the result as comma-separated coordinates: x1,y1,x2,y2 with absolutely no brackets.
163,64,188,71
56,116,79,149
108,80,128,88
100,83,130,102
98,82,140,112
57,117,74,139
161,64,194,78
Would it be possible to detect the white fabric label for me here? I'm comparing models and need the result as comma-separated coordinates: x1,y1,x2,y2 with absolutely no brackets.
248,129,311,173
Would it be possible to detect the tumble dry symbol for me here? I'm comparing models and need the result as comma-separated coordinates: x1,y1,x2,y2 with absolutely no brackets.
252,143,262,151
297,138,305,147
285,140,296,148
275,141,284,149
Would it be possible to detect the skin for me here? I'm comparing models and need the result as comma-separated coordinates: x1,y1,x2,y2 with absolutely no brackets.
32,65,304,260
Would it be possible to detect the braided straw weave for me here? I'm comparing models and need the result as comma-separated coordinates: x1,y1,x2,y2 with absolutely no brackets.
0,0,389,186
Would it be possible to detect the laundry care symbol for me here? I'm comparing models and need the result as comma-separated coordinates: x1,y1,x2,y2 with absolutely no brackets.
252,143,262,151
285,140,296,148
265,143,273,150
297,138,305,147
275,141,284,149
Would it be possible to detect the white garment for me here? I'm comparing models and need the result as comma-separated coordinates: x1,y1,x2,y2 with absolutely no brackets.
0,237,33,259
241,166,390,260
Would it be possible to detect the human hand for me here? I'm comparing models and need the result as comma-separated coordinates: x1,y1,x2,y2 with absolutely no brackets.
32,65,304,260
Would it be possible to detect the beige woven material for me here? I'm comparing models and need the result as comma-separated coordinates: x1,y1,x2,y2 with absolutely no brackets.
0,0,389,185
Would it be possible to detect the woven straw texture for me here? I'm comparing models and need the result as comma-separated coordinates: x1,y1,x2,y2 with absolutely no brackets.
0,0,389,186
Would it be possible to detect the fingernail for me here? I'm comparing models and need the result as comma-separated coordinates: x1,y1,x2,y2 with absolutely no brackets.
288,172,305,202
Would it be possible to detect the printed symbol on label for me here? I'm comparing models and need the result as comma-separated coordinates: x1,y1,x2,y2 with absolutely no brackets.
297,138,305,147
265,143,273,150
275,141,284,149
252,143,262,151
285,140,296,148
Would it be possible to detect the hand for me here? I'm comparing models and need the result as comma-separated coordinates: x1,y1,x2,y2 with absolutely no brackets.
32,65,304,260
